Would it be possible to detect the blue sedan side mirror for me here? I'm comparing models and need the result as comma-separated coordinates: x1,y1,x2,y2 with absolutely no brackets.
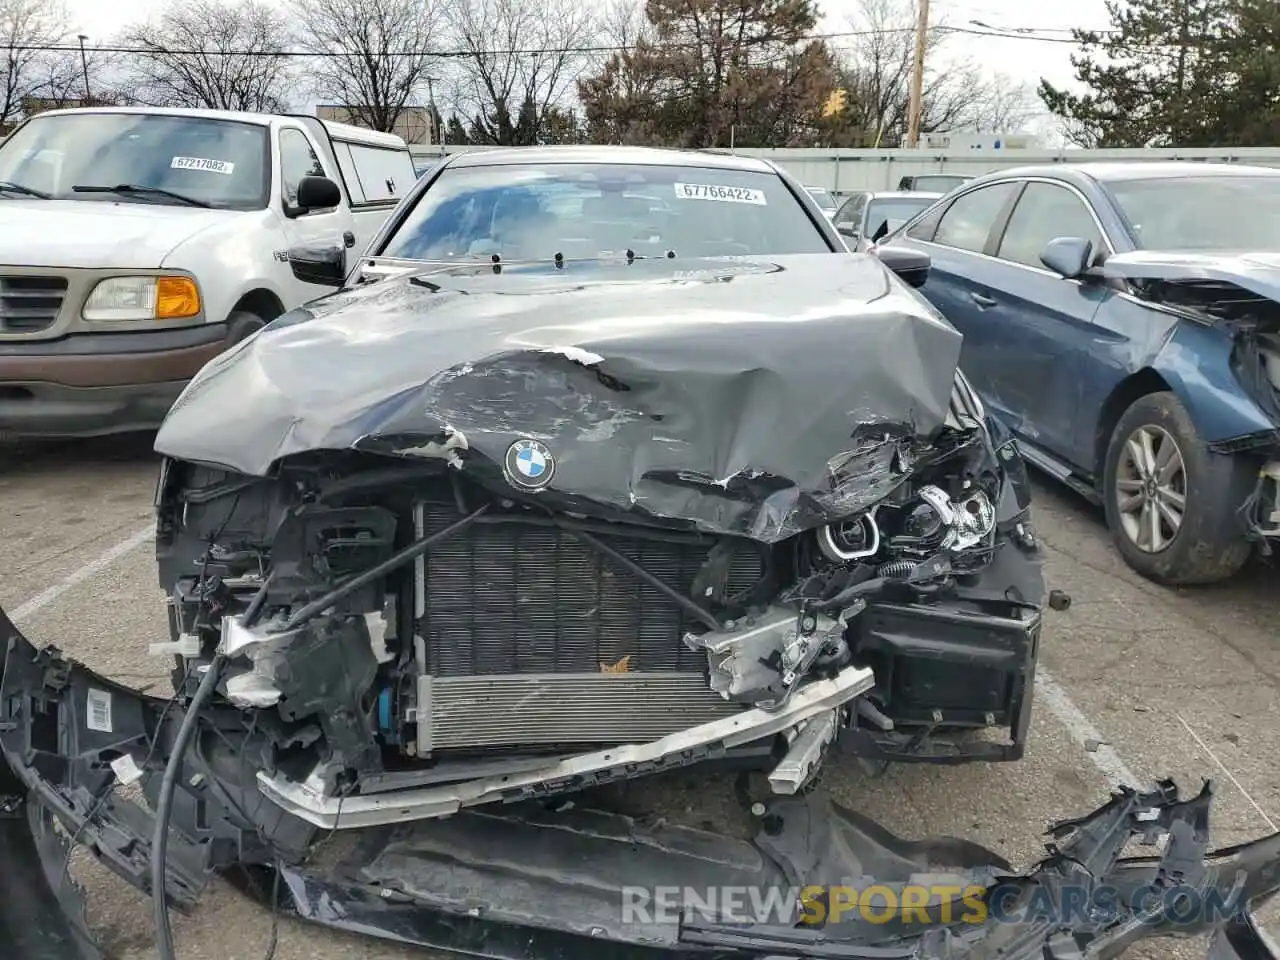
1040,236,1095,279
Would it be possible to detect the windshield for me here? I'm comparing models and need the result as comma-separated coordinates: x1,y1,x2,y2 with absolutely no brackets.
0,113,270,209
378,162,833,261
807,187,837,211
865,197,937,235
1107,175,1280,251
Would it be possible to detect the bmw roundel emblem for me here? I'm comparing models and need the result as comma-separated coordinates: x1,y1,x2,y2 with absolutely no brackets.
505,438,555,491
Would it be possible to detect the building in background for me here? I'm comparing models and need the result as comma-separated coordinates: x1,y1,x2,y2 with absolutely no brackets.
920,132,1036,150
316,105,434,145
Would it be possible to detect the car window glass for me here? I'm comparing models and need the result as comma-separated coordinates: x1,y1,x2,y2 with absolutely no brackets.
1108,175,1280,251
997,182,1103,268
378,163,833,261
904,202,945,241
864,197,940,241
279,129,325,209
932,182,1018,252
836,194,865,225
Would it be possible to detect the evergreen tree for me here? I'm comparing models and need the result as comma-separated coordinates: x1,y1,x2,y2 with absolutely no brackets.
1039,0,1234,146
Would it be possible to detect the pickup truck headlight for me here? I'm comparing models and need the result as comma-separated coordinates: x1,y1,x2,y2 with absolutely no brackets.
82,276,201,321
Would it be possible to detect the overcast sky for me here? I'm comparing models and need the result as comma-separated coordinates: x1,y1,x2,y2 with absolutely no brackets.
63,0,1114,134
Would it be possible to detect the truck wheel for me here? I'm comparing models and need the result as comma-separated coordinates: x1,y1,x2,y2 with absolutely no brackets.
226,309,269,344
1102,391,1254,585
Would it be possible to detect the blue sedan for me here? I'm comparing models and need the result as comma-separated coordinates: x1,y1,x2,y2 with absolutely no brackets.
881,162,1280,584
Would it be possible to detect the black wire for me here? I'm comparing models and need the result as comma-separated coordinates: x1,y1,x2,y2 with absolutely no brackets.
151,653,227,960
262,863,281,960
0,24,1130,59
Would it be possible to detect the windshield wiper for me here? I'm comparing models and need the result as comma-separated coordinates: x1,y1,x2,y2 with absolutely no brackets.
71,183,212,208
0,181,51,199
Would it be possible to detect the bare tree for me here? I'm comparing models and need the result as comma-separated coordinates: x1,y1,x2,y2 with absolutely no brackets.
25,41,123,109
599,0,652,49
2,0,66,128
120,0,293,111
295,0,439,133
446,0,597,145
833,0,1036,146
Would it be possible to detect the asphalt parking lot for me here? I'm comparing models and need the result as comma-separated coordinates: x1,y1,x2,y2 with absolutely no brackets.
2,435,1277,960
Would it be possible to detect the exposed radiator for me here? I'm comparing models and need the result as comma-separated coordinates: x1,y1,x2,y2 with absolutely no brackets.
410,500,762,752
413,501,764,678
417,673,742,751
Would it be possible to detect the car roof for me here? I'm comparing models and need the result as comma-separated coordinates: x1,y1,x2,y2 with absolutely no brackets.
863,190,945,200
973,161,1280,185
445,145,778,173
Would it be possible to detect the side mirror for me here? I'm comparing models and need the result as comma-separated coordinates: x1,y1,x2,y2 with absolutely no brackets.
293,175,342,215
288,244,346,286
1040,236,1094,279
837,222,859,238
873,246,931,289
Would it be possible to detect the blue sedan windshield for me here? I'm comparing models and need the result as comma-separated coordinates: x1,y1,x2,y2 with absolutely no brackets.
1107,175,1280,251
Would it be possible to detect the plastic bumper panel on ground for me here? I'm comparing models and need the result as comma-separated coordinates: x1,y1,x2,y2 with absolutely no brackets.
0,751,102,960
2,606,1278,960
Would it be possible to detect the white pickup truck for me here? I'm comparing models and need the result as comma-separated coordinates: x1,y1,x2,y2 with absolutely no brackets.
0,106,416,437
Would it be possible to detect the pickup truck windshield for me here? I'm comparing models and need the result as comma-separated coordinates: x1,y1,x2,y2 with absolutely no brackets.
378,162,833,261
0,113,270,209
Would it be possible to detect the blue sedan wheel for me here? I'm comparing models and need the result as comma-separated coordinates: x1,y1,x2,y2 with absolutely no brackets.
1114,424,1187,553
1103,392,1255,585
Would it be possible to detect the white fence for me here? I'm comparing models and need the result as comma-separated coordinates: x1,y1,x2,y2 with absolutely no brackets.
411,145,1280,195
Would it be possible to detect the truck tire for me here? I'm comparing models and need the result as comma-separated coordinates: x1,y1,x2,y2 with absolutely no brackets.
226,309,269,344
1102,391,1254,585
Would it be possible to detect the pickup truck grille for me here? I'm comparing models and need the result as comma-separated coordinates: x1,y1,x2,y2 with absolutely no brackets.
0,275,67,333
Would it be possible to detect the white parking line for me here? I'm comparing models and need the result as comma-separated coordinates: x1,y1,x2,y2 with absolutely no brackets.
9,523,155,625
6,520,1149,795
1035,666,1142,788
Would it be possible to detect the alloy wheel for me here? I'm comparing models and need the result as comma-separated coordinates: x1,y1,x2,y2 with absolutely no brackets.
1114,424,1187,553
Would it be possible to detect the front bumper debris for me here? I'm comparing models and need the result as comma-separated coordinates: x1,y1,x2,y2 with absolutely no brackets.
258,661,874,829
2,606,1277,960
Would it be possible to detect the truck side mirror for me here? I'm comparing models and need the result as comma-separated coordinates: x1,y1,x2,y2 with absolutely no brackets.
288,244,346,286
293,175,342,215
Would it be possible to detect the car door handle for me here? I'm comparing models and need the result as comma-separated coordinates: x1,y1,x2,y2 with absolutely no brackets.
342,230,356,248
970,292,997,308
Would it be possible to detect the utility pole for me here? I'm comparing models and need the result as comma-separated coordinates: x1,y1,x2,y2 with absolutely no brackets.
905,0,929,148
77,35,91,102
426,76,442,151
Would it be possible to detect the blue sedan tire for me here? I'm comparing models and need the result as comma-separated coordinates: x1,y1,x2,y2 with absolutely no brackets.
1102,391,1254,585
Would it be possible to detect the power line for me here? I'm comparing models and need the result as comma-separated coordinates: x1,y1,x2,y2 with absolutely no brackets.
0,23,1132,59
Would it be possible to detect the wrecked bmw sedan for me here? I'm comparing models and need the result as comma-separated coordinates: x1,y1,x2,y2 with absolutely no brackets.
0,144,1274,960
146,147,1047,824
1,146,1279,960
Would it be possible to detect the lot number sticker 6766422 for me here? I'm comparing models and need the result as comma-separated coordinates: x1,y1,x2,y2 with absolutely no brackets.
673,182,767,205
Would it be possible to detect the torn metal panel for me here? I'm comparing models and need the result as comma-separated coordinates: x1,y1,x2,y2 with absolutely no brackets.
1102,250,1280,312
154,254,963,542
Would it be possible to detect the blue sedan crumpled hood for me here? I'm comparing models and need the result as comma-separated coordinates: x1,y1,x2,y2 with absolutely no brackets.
1102,250,1280,307
153,254,966,542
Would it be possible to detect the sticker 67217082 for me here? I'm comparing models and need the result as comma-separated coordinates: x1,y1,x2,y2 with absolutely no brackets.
673,182,767,205
171,156,235,175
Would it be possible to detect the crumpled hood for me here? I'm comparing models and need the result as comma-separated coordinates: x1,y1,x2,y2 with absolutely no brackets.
1102,249,1280,303
154,254,965,541
0,199,238,269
